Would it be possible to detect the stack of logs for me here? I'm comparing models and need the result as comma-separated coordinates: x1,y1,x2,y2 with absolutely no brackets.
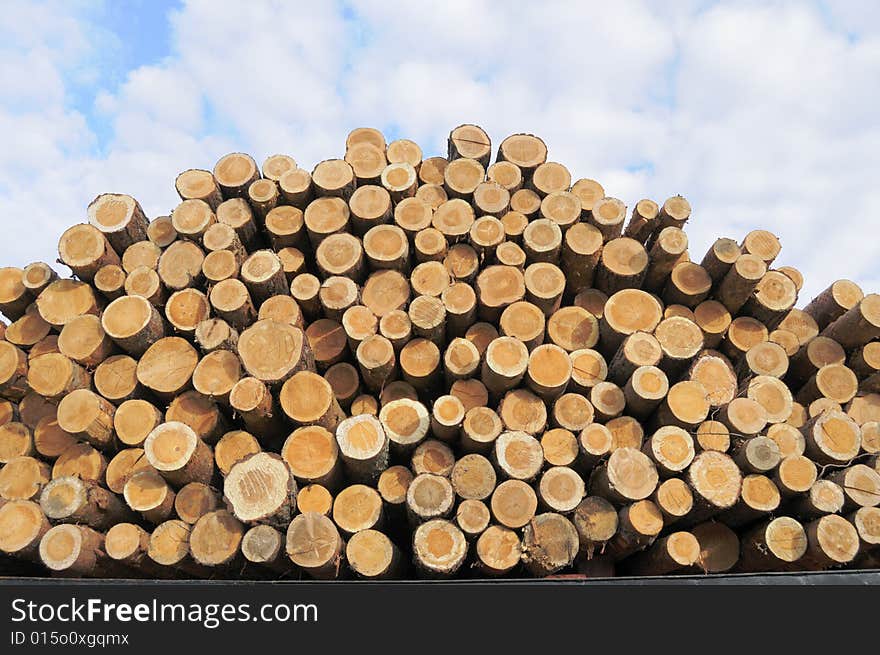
0,124,878,581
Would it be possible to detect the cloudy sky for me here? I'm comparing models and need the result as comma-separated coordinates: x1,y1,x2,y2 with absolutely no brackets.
2,0,878,303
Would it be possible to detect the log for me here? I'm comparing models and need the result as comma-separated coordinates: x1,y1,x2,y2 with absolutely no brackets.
411,439,455,477
247,178,279,222
406,473,454,524
124,470,175,524
148,519,208,577
39,524,126,577
144,421,214,487
799,514,860,569
191,349,241,405
5,308,52,350
27,353,91,402
335,414,388,484
521,512,579,576
242,523,291,574
643,426,695,476
475,525,521,576
594,237,648,295
147,216,177,248
0,456,50,502
345,142,387,186
624,365,669,419
804,279,864,330
0,500,50,561
821,294,880,351
190,510,244,569
460,406,503,454
105,448,154,495
279,370,345,432
55,389,115,450
40,475,131,530
691,522,740,573
654,316,703,380
171,199,216,242
0,268,33,321
571,496,618,556
36,279,99,328
412,519,467,578
686,451,742,522
0,341,29,401
213,153,259,199
174,482,220,525
58,314,114,367
346,529,401,579
715,254,766,314
125,266,166,305
826,464,880,511
537,466,585,513
105,523,171,578
175,169,222,210
52,442,107,485
324,362,360,411
625,531,701,576
590,447,659,505
700,237,741,283
604,500,664,561
285,512,343,579
157,240,205,292
653,478,694,524
22,262,59,297
102,295,165,356
224,452,296,528
214,430,262,476
281,426,341,489
552,393,594,433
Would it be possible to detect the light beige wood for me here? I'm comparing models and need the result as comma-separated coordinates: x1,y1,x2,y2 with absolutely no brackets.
224,452,296,528
214,429,262,477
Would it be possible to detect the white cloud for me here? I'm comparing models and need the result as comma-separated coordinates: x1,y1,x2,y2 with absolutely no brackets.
1,0,879,308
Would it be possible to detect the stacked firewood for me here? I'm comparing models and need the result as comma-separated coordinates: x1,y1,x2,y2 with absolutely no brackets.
0,125,878,580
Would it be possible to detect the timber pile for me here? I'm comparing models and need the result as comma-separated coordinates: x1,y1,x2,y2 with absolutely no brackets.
0,125,879,581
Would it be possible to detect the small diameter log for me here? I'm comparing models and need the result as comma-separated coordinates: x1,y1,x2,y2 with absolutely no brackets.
324,362,360,411
731,435,781,475
214,430,262,476
625,531,701,576
281,426,341,489
456,499,489,541
686,451,742,522
346,143,387,186
191,349,241,405
577,423,613,470
653,380,710,430
305,319,348,370
773,454,818,498
552,393,594,433
227,377,284,444
624,365,669,419
691,522,740,573
741,271,798,330
540,191,581,232
412,519,467,578
541,428,579,468
36,279,99,328
694,300,731,350
59,223,122,283
0,456,50,502
662,262,712,308
461,406,503,454
789,480,845,519
22,262,59,297
524,262,565,316
444,158,484,200
765,422,805,458
58,314,114,367
39,475,131,530
356,334,397,392
594,237,648,295
719,397,768,437
5,309,52,351
430,394,465,442
0,268,33,321
412,440,455,478
537,466,586,514
157,240,206,292
124,470,175,524
39,524,125,577
399,338,441,392
125,266,165,306
147,215,177,248
174,482,220,525
770,329,800,357
443,337,480,382
623,198,660,243
643,426,695,477
787,336,845,388
105,448,154,495
643,227,688,292
242,524,292,574
851,507,880,551
718,473,781,528
286,512,344,579
335,414,389,484
525,343,572,401
653,478,694,524
26,354,90,403
318,276,359,322
572,496,618,556
800,410,861,465
279,370,345,432
0,422,35,464
102,295,165,357
740,229,781,266
449,123,492,167
521,512,579,577
105,523,170,578
826,464,880,511
490,479,538,530
382,162,419,202
165,288,210,337
165,390,227,445
225,452,296,528
494,430,544,482
377,465,412,519
135,337,198,401
346,529,401,579
278,168,314,211
599,289,663,357
247,178,279,222
213,152,259,199
589,447,659,505
52,443,107,485
144,422,214,487
0,500,50,560
406,473,455,524
409,295,446,344
796,364,858,406
56,389,115,450
521,218,562,265
499,388,547,434
475,525,521,576
0,341,29,401
216,198,259,249
480,336,529,397
190,510,244,570
239,250,286,304
450,453,497,502
745,374,793,428
799,514,860,569
848,341,880,380
821,293,880,350
700,237,741,283
715,254,767,314
238,319,313,387
778,308,819,347
148,519,207,577
171,199,216,243
176,169,222,209
654,317,704,380
804,279,864,330
604,500,664,561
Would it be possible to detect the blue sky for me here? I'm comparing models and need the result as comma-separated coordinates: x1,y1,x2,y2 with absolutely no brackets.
1,0,879,304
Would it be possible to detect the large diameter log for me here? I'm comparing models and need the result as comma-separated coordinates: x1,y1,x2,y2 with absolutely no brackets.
346,529,401,579
52,443,107,485
238,319,313,386
594,237,648,295
412,519,468,578
719,397,768,437
537,466,586,514
58,224,120,282
604,500,664,561
490,479,538,530
213,152,259,199
176,168,222,209
189,509,244,570
826,464,880,511
103,291,168,358
798,514,860,570
0,422,33,463
0,500,50,560
738,515,808,571
653,380,710,430
654,316,704,380
335,414,389,483
174,482,220,525
475,265,525,322
804,279,864,330
520,512,579,577
225,452,296,528
36,279,99,328
39,475,131,530
286,512,343,579
144,422,214,487
58,314,114,367
27,353,91,402
147,519,208,577
493,430,543,482
691,522,740,573
86,193,149,254
643,426,695,476
589,447,659,505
